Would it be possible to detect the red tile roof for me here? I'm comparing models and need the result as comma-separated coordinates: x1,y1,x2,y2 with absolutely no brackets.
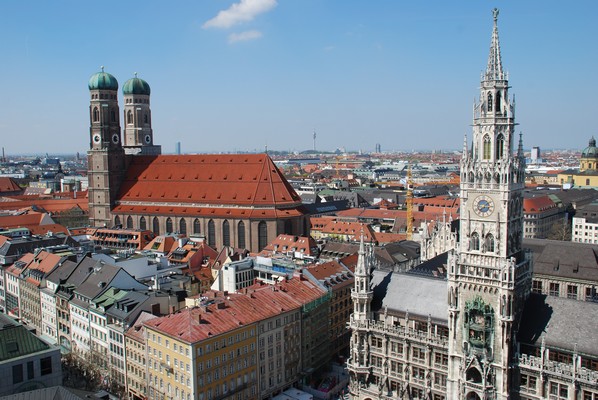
259,234,318,257
114,155,303,217
524,196,558,213
145,276,326,343
0,177,22,194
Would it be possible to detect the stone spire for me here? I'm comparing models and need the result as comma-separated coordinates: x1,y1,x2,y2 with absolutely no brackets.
356,230,366,275
485,8,505,81
518,131,524,158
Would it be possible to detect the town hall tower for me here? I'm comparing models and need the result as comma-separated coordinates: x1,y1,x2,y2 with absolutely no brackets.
446,9,532,399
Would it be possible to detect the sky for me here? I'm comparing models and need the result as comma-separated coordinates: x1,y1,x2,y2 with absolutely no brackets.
1,0,597,155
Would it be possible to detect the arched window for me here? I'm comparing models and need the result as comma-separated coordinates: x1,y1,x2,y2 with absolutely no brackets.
114,215,121,227
126,216,133,229
179,218,187,235
258,221,268,251
471,232,480,251
139,216,146,230
466,368,483,384
93,107,99,122
222,220,230,246
238,221,246,249
153,217,160,235
193,218,201,235
496,134,505,159
144,113,148,124
166,217,173,233
495,91,501,114
487,92,493,112
111,109,116,123
127,110,133,124
208,220,215,247
483,135,491,160
485,234,495,252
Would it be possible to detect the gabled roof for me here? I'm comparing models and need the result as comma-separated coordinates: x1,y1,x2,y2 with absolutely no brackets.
0,177,22,194
115,154,303,214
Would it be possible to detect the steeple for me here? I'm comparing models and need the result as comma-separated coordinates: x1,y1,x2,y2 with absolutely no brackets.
352,231,372,321
485,8,505,81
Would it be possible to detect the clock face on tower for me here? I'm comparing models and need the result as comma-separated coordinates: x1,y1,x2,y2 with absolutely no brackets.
473,195,495,217
93,134,101,144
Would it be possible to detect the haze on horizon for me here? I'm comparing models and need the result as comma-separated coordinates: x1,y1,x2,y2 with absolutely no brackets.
0,1,596,155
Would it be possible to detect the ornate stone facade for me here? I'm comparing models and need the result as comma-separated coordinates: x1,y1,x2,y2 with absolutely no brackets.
347,9,598,400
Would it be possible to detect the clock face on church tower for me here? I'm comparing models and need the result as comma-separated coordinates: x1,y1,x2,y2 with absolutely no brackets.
473,195,495,217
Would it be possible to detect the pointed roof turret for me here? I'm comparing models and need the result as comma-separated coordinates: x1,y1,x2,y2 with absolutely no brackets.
356,231,367,275
485,8,505,81
518,132,524,158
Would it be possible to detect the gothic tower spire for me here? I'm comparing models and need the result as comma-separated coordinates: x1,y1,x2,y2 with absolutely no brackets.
447,9,532,400
485,8,504,81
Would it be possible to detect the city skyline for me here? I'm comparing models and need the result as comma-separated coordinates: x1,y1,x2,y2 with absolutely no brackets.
1,0,597,154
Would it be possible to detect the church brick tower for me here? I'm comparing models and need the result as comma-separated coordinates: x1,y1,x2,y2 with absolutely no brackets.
446,9,533,400
87,68,126,227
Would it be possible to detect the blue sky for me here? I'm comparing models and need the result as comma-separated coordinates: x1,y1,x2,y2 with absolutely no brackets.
1,1,596,155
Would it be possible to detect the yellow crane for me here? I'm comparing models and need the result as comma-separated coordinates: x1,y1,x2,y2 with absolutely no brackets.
406,166,413,240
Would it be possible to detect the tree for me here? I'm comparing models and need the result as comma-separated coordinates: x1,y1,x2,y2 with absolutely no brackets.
547,219,572,241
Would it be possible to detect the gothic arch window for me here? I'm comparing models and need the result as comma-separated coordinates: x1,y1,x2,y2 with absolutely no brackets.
466,368,483,384
111,109,116,123
495,91,502,114
144,113,148,124
485,234,495,252
153,217,160,235
139,216,147,230
114,215,121,227
179,218,187,235
487,92,493,112
258,221,268,251
193,218,201,235
166,217,173,233
471,232,480,251
222,220,230,247
468,172,474,183
466,392,482,400
284,219,293,234
126,216,133,229
93,107,99,122
208,220,215,247
238,221,246,249
127,110,133,124
483,135,491,159
496,134,505,159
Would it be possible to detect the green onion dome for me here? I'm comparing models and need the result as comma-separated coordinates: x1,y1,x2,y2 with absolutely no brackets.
123,74,151,96
88,67,118,91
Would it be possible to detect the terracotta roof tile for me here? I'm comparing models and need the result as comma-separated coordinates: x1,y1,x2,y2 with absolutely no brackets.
116,155,302,212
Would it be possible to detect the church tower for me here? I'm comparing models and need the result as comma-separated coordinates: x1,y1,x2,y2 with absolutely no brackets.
122,74,161,155
87,67,126,227
446,9,532,400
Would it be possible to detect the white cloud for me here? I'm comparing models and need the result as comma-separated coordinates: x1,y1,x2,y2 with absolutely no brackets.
228,30,263,43
203,0,277,29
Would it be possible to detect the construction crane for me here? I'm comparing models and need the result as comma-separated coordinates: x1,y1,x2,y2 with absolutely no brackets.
406,166,414,240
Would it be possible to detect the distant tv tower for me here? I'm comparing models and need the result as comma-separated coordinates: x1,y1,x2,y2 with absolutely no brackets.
313,129,317,152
